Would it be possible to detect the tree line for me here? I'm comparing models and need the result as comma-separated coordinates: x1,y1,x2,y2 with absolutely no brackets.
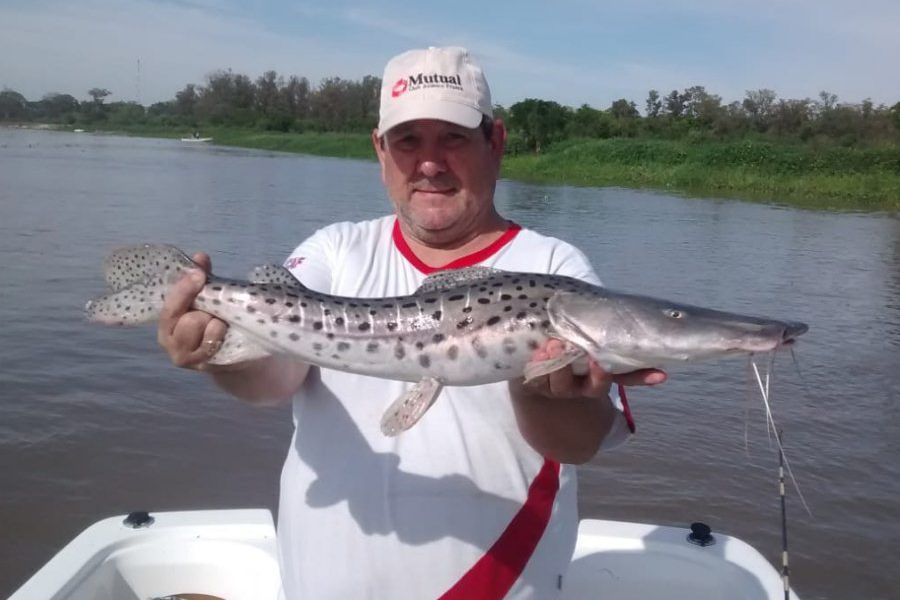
2,69,899,151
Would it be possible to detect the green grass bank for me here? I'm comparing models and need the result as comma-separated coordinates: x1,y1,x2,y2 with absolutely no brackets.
111,126,899,212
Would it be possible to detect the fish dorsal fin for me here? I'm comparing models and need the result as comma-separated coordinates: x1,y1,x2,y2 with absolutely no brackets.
248,264,305,290
416,266,504,293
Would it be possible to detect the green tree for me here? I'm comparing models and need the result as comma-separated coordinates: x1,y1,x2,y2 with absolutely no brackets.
645,90,661,118
508,98,569,153
0,89,29,120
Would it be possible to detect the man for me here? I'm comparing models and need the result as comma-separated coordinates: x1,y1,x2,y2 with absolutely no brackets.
158,46,665,599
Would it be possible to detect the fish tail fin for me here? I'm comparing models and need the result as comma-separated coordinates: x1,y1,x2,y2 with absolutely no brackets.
85,244,200,325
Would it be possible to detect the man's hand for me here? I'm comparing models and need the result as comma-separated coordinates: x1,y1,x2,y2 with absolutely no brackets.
510,339,666,464
156,252,228,370
523,339,666,400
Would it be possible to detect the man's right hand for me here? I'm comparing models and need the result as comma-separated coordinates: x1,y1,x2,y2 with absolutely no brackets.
156,252,228,370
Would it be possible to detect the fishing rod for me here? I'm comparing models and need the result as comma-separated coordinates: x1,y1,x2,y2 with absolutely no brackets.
778,429,790,600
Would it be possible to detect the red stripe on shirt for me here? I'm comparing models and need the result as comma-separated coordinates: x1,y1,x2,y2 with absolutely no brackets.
437,459,560,600
392,218,522,274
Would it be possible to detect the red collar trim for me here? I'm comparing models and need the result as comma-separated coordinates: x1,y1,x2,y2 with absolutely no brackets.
392,218,522,274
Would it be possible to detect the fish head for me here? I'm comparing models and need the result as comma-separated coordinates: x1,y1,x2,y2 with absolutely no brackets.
547,290,808,372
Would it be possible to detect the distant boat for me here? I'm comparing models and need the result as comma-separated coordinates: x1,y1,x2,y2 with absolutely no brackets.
180,136,213,143
73,129,85,133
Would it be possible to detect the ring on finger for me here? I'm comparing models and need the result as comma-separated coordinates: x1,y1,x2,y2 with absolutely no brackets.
204,338,223,357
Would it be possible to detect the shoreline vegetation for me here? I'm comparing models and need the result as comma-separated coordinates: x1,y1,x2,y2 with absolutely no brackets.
94,125,900,211
3,69,898,211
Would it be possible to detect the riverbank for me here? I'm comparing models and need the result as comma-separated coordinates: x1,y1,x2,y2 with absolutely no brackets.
71,125,900,211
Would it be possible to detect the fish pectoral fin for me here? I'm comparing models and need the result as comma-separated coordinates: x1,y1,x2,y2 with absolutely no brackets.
247,264,306,291
523,343,587,383
415,266,505,293
380,377,444,436
206,328,272,365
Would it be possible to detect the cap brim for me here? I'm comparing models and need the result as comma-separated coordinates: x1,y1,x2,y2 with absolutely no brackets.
379,101,484,133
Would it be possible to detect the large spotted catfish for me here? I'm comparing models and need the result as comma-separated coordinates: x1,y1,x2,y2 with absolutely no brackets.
86,244,808,436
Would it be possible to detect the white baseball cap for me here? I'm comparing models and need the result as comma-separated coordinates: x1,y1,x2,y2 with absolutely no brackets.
378,46,493,133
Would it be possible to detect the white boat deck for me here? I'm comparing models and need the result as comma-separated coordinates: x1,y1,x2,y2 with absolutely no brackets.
10,509,798,599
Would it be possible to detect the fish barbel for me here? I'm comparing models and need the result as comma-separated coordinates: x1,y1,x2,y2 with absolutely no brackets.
85,244,808,435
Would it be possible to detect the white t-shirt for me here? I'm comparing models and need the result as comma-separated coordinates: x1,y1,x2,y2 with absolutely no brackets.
278,216,632,599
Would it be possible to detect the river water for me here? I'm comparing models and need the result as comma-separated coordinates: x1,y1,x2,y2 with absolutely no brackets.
0,128,897,599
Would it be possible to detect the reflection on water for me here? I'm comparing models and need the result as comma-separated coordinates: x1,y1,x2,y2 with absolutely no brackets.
1,129,898,599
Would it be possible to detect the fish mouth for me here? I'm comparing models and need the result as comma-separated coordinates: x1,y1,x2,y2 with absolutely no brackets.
781,321,809,344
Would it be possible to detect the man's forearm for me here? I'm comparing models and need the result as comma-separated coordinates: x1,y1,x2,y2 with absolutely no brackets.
206,356,310,406
509,379,617,465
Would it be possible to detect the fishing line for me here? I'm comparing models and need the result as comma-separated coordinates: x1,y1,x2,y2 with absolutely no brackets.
751,359,812,517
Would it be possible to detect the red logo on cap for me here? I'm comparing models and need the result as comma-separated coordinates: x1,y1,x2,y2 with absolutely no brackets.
391,78,408,98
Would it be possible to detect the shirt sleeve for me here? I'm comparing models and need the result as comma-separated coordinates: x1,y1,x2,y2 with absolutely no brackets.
283,226,337,294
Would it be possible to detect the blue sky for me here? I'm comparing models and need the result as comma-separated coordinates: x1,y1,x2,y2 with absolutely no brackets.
1,0,898,110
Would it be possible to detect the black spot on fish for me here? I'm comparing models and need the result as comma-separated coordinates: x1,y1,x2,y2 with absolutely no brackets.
529,280,536,287
503,306,512,312
285,302,293,307
349,302,358,308
415,341,425,350
366,342,379,353
383,303,394,309
334,317,345,326
541,320,552,329
516,312,527,320
358,322,371,331
313,343,323,351
518,294,528,300
419,354,431,368
289,333,300,341
432,334,445,343
257,319,265,325
402,302,417,309
462,306,473,313
212,286,222,291
425,297,437,304
447,345,459,360
326,333,335,340
331,354,340,360
432,310,442,321
387,322,398,331
487,316,501,326
457,317,472,329
196,297,206,303
527,339,540,350
448,294,464,301
369,310,378,316
477,298,490,305
246,306,256,314
337,342,350,352
322,308,330,315
212,299,221,305
289,315,301,323
313,321,323,330
501,294,512,301
529,302,538,308
265,298,276,304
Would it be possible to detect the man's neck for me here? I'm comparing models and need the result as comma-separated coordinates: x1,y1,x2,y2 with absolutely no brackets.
398,215,511,269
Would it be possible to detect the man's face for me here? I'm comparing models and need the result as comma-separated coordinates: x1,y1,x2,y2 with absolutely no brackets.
373,118,506,246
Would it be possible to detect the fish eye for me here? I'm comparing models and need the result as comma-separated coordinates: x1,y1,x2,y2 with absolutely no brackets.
665,309,685,319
